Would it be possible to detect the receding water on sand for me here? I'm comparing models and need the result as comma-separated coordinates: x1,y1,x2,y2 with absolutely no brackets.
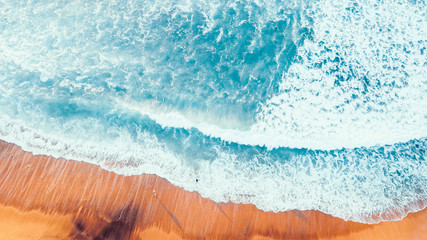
0,0,426,223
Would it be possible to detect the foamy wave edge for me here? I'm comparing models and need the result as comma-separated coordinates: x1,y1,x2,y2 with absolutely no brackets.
0,115,426,224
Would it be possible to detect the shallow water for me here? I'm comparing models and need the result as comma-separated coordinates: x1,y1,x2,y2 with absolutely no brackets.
0,0,426,223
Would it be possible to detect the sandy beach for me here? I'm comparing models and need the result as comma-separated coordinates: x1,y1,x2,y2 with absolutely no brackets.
0,139,426,239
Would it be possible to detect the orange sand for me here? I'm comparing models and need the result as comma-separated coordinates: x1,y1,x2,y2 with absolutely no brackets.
0,140,426,239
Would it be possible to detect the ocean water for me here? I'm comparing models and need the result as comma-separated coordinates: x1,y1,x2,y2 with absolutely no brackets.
0,0,426,223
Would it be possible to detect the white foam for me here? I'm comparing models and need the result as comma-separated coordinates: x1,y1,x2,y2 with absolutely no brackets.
253,0,427,149
0,0,426,224
1,0,424,150
116,98,251,131
0,113,426,224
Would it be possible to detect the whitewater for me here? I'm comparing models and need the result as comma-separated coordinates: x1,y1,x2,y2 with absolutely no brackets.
0,0,426,223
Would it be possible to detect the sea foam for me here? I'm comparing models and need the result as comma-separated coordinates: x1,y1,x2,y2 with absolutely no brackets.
0,0,426,224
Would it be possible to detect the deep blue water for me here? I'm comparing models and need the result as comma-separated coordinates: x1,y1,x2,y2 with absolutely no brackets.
0,0,426,223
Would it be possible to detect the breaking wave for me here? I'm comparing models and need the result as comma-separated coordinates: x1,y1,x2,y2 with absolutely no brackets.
0,0,426,223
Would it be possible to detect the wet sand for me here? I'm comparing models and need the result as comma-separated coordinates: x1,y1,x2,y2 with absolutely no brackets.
0,140,426,239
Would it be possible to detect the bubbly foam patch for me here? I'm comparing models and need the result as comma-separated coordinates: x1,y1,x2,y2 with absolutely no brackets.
0,1,425,150
0,113,426,224
0,0,426,224
253,0,427,149
0,0,308,132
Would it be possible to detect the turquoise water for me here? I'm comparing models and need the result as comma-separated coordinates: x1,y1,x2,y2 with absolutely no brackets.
0,0,426,223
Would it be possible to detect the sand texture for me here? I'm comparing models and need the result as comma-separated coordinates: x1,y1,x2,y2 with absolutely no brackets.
0,140,426,239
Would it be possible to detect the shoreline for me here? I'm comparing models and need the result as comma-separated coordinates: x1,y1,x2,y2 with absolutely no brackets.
0,139,426,239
